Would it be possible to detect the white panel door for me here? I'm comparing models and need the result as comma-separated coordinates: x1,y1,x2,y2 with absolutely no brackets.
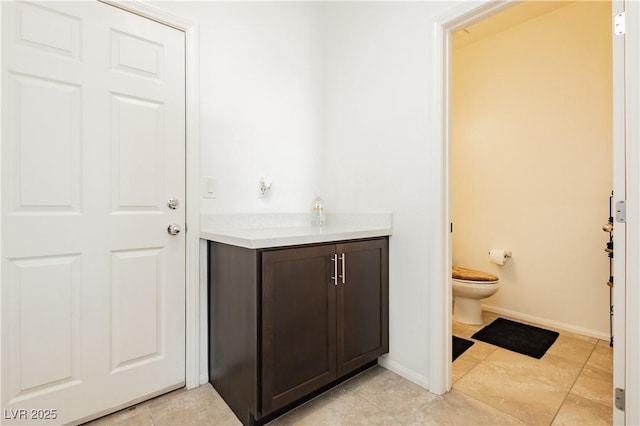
1,1,186,424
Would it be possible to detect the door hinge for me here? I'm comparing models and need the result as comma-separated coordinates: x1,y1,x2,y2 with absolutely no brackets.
615,388,625,411
616,200,626,223
615,12,626,35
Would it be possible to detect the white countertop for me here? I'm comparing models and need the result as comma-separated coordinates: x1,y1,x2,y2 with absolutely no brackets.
200,213,392,249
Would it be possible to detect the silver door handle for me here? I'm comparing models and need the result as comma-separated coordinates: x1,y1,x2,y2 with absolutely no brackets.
167,224,181,235
331,254,338,286
167,198,180,210
339,253,346,284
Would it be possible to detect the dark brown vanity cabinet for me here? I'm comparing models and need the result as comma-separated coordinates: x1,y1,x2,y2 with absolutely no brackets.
208,237,388,425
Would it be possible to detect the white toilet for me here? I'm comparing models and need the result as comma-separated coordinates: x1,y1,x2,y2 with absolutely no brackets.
452,266,500,325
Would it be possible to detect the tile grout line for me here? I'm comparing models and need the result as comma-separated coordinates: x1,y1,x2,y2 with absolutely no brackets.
146,405,157,426
453,321,599,426
452,335,536,425
451,353,483,385
450,382,526,424
547,341,599,425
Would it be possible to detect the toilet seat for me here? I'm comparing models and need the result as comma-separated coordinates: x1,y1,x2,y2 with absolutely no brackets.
452,266,498,282
451,278,500,293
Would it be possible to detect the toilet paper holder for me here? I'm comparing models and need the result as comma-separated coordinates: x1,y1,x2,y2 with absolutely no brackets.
488,250,512,258
488,249,512,266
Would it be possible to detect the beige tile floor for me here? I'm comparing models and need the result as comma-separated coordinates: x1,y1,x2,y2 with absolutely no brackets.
88,312,612,426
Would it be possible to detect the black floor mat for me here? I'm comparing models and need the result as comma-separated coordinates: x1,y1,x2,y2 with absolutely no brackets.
452,335,474,361
471,317,559,359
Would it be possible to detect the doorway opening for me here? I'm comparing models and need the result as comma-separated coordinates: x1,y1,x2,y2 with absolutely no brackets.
429,1,625,424
451,2,612,340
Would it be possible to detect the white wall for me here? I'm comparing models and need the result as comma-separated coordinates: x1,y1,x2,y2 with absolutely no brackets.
161,0,462,388
160,0,614,393
157,0,614,391
151,0,328,387
154,1,326,214
451,1,612,337
162,0,465,390
323,1,457,385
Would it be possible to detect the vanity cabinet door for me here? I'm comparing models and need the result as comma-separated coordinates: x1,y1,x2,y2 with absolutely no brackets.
261,244,338,414
336,239,389,377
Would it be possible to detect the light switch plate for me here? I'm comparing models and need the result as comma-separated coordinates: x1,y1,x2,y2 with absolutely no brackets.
203,176,217,199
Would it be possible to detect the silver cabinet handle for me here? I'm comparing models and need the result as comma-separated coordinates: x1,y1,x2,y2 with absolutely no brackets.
331,254,338,286
339,253,346,284
167,223,181,235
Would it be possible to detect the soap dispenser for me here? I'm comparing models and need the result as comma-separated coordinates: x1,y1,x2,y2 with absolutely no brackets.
311,196,326,227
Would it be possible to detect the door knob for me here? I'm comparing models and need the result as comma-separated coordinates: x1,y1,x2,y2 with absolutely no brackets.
167,224,181,235
167,198,180,210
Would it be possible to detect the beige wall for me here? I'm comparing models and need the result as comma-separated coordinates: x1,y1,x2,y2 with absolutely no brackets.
452,1,612,337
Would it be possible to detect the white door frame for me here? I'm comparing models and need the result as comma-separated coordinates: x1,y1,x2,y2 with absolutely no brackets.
0,2,3,410
430,5,637,425
612,1,627,424
97,0,202,390
617,1,640,424
429,0,516,396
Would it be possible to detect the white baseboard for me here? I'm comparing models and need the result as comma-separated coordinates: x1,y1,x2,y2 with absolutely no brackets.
482,303,610,341
378,355,430,390
199,372,209,386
